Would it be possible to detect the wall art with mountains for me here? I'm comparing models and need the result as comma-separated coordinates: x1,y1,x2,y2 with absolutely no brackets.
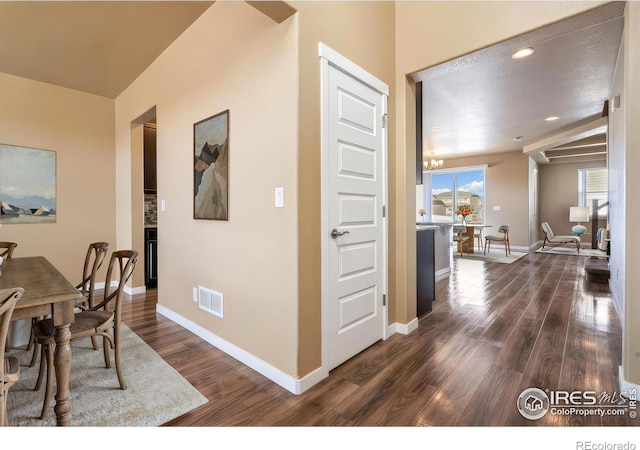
0,144,56,224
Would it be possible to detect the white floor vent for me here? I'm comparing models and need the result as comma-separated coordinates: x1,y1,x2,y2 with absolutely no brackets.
198,286,223,318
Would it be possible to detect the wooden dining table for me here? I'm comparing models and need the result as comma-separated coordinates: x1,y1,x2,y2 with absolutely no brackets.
0,256,82,426
458,223,492,254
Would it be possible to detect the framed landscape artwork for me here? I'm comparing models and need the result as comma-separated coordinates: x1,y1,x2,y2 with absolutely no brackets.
0,144,57,224
193,110,229,220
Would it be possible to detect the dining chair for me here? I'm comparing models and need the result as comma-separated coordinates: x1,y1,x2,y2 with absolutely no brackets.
33,250,138,419
27,242,110,367
474,228,484,252
452,224,470,257
1,287,24,427
0,242,17,259
484,225,511,256
1,244,18,354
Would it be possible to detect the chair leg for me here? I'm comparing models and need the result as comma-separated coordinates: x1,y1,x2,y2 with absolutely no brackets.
40,343,55,420
29,340,40,368
91,335,99,351
34,344,47,391
103,335,111,369
113,328,127,390
0,388,6,427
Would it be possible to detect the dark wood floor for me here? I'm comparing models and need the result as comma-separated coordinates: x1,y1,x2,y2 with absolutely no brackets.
121,251,636,426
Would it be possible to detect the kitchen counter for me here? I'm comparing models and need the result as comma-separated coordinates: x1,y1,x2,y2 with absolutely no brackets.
416,223,452,278
416,222,453,319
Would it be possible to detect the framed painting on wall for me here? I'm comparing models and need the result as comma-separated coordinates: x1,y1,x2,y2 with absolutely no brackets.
193,110,229,220
0,144,56,224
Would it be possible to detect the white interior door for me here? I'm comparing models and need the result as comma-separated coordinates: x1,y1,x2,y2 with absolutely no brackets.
321,45,388,371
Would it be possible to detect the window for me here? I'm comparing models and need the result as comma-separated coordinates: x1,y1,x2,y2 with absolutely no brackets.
578,168,608,217
423,167,485,223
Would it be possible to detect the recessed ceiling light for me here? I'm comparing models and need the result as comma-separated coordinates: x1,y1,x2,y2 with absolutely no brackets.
545,116,560,121
431,127,441,133
512,47,535,59
513,136,524,142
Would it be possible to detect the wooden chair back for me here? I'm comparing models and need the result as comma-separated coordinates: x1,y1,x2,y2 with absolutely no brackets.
1,287,24,426
93,250,138,320
0,243,17,259
0,288,24,363
76,242,109,308
498,225,510,235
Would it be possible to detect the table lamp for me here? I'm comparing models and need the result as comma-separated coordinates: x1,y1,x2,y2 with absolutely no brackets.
418,208,426,223
569,206,589,235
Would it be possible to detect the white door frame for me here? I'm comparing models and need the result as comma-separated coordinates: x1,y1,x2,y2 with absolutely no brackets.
319,42,389,374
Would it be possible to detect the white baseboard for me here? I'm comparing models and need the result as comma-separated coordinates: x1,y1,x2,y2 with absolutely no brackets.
86,281,144,296
530,240,544,252
156,304,323,395
435,267,451,279
619,366,640,396
388,317,419,336
125,285,146,295
155,305,424,395
609,284,624,328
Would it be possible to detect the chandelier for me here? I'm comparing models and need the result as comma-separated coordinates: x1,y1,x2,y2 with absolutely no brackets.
423,159,443,170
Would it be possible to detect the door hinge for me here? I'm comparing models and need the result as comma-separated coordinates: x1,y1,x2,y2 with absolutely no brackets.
382,113,388,129
383,294,386,306
382,205,386,218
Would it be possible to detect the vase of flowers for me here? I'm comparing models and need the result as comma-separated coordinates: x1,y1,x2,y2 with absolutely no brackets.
456,206,474,225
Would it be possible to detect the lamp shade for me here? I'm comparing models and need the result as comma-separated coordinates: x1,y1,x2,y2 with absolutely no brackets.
569,206,589,222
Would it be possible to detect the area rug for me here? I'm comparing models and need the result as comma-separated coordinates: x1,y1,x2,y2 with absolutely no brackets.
535,247,608,257
6,324,208,426
454,251,528,264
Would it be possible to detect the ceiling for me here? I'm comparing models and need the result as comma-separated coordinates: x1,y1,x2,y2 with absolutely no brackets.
0,1,624,165
413,1,625,165
0,1,215,98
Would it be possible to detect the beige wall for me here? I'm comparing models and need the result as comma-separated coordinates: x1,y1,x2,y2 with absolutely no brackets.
394,1,608,324
539,160,606,242
623,1,640,385
115,2,300,376
0,72,116,281
436,151,531,249
609,1,626,343
293,1,396,375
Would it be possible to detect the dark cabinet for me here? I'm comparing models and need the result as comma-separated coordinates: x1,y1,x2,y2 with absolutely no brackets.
145,227,157,288
417,228,435,317
144,124,157,193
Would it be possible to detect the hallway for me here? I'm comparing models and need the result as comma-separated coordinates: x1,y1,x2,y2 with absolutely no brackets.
123,252,635,426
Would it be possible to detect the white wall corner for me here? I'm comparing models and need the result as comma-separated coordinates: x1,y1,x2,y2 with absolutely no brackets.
125,284,146,295
389,317,419,336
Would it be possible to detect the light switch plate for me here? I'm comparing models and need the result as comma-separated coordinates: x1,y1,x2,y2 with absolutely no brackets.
275,187,284,208
493,205,501,211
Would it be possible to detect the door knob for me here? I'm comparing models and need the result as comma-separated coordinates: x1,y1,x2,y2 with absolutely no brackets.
331,228,350,239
